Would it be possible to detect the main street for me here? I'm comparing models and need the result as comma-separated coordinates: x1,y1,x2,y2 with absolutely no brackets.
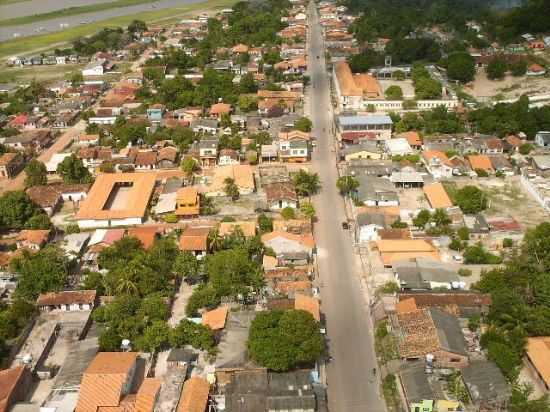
307,3,386,412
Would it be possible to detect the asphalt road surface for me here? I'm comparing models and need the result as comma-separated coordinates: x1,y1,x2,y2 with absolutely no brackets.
307,3,387,412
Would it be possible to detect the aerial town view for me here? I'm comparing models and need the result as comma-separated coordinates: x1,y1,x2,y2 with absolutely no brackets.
1,0,550,411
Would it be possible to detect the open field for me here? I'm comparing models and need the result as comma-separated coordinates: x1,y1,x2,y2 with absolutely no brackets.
0,0,235,60
0,63,85,83
464,71,550,102
0,0,157,27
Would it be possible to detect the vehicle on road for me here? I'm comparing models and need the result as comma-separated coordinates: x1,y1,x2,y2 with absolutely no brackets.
316,55,320,59
341,222,349,230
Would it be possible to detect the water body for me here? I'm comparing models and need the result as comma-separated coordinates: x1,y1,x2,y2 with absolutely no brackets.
0,0,114,20
0,0,203,44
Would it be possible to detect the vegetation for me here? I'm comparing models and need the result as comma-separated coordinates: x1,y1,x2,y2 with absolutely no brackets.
24,160,47,187
294,117,312,132
336,176,359,196
450,185,487,214
57,154,93,184
293,170,321,198
384,85,403,100
247,309,324,371
0,191,49,231
444,52,476,83
487,56,508,80
464,243,503,264
281,207,296,220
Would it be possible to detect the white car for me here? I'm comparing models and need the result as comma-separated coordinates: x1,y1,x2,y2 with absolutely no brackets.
452,255,463,262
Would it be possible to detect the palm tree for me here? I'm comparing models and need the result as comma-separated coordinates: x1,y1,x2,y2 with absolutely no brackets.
116,273,138,295
208,227,224,252
224,177,240,201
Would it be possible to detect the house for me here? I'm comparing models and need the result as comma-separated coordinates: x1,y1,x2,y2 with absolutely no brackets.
399,363,436,412
527,63,546,76
295,294,320,322
398,131,423,150
422,150,454,179
75,352,161,412
166,348,197,370
4,129,52,151
333,61,382,109
146,104,165,124
398,291,492,316
178,226,210,259
337,115,393,141
0,152,25,179
261,231,315,263
257,90,301,114
218,148,240,166
77,134,100,146
468,154,494,174
134,151,158,170
489,155,513,175
525,337,550,393
198,139,219,167
0,366,32,412
82,59,106,76
202,306,229,330
385,138,413,156
26,185,61,215
393,258,460,290
464,214,490,239
219,221,256,238
462,360,510,409
355,175,399,207
157,146,178,168
339,140,383,162
423,182,453,209
176,377,210,412
175,187,200,217
127,227,159,249
264,182,298,210
390,169,424,188
397,306,468,367
37,290,97,311
355,212,386,243
191,118,218,134
209,102,232,118
532,155,550,176
76,173,156,228
206,165,255,197
375,240,439,267
16,229,50,250
535,131,550,148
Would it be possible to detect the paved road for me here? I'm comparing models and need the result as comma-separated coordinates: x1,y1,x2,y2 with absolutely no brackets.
307,4,386,412
0,120,86,195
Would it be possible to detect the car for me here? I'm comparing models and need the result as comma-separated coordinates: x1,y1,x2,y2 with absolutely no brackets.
316,55,320,59
341,221,349,230
452,255,463,262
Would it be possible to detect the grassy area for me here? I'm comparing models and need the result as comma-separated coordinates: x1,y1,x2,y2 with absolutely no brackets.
0,0,25,4
0,0,156,27
0,63,85,83
0,0,235,60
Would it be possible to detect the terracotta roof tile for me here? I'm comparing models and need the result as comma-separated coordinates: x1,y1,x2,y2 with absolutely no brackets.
26,185,60,208
126,227,158,249
0,366,27,412
261,230,315,249
179,227,209,251
264,182,298,203
526,337,550,388
202,306,229,330
218,221,256,238
37,290,97,307
16,229,50,246
177,377,210,412
423,183,453,209
468,155,494,172
295,294,320,321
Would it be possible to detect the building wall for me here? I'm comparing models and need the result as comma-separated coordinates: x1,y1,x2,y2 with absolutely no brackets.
269,199,298,210
77,217,143,229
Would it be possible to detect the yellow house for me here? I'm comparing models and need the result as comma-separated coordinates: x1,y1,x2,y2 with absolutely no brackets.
435,400,461,411
176,187,200,217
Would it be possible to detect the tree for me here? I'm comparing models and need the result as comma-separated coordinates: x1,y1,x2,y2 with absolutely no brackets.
385,85,403,100
174,252,201,283
25,213,52,230
239,95,258,112
510,60,528,77
0,191,41,230
432,208,451,227
170,319,215,352
300,202,316,220
391,217,408,229
509,385,550,412
141,320,170,352
414,77,442,100
24,160,47,187
99,327,122,351
294,117,312,132
281,207,296,220
99,162,115,173
224,177,240,201
10,246,70,299
57,154,92,184
181,157,199,182
258,214,273,234
519,143,533,155
413,209,431,228
336,176,359,195
463,243,503,264
487,57,508,80
70,72,84,87
127,19,147,35
446,52,476,83
457,226,470,241
293,170,321,197
248,310,324,371
454,185,487,214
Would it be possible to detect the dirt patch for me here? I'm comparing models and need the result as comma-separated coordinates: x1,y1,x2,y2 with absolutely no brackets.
464,71,550,102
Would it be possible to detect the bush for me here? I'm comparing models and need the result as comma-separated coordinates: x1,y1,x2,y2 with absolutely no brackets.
65,223,80,234
519,143,533,155
475,168,489,177
454,185,488,214
457,226,470,241
503,238,513,248
163,213,178,223
449,238,464,251
281,207,296,220
458,268,472,277
463,243,503,264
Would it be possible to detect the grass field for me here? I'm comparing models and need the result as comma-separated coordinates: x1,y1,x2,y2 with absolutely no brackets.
0,0,235,60
0,0,156,27
0,63,85,83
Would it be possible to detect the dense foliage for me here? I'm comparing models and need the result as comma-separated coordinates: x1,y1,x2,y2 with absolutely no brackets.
248,310,324,371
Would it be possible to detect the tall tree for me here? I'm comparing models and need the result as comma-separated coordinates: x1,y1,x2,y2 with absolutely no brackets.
24,159,47,187
57,154,93,184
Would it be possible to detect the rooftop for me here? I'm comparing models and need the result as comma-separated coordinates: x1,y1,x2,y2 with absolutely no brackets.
526,337,550,388
423,182,453,209
202,306,229,330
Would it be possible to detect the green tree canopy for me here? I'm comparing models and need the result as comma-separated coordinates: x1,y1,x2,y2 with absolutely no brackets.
24,159,47,187
248,310,324,371
487,57,508,80
56,154,93,184
0,191,41,230
294,117,312,132
453,185,488,214
336,176,359,195
446,52,476,83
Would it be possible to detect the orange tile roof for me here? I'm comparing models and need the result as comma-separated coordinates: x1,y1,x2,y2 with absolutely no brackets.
353,73,382,98
76,352,138,412
179,227,209,251
177,377,210,412
468,155,494,172
0,152,19,166
37,290,97,307
396,297,418,314
127,227,158,249
334,61,381,98
208,165,255,194
399,131,422,147
76,173,156,221
202,306,229,330
276,280,312,293
423,183,453,209
295,294,320,321
261,230,315,249
376,239,436,253
382,252,440,266
209,103,231,115
135,378,162,412
526,337,550,388
16,229,50,246
218,221,256,238
422,150,452,167
0,366,27,412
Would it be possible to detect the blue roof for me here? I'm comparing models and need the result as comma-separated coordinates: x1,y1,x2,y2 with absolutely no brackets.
338,115,393,126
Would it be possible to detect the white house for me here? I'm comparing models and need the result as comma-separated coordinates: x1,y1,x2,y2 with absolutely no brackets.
355,213,386,243
385,138,413,157
535,131,550,148
37,290,97,312
82,59,106,77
